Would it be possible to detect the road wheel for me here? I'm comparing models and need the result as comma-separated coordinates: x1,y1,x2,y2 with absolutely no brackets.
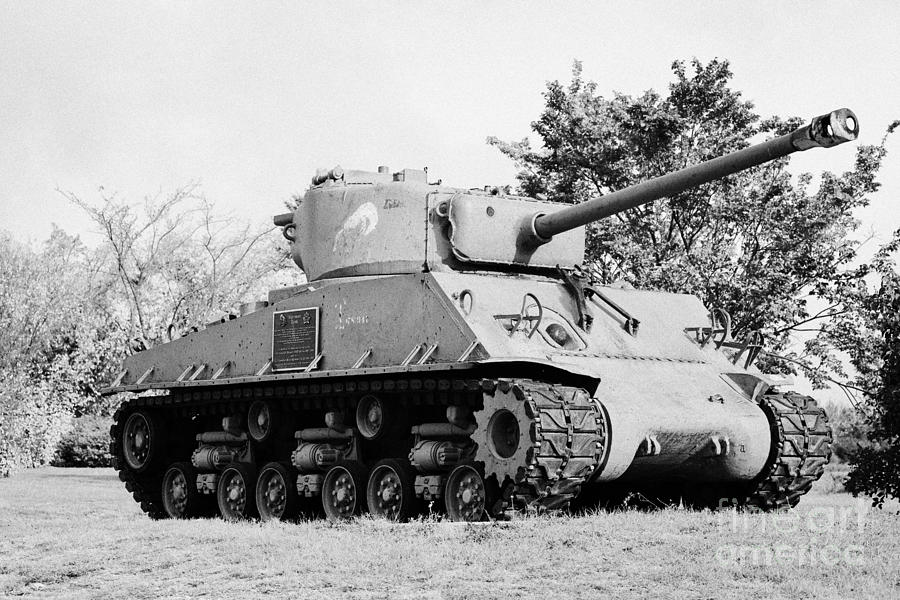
217,463,258,521
366,459,419,522
161,462,204,519
322,461,368,521
256,462,300,522
444,463,486,522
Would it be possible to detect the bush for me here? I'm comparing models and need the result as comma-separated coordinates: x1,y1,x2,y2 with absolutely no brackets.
52,415,113,468
828,405,871,463
844,266,900,506
846,446,900,508
0,372,73,477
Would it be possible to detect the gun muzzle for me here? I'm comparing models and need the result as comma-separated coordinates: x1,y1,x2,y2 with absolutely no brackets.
790,108,858,150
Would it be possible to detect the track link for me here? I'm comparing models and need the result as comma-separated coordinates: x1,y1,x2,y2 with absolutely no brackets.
743,391,833,510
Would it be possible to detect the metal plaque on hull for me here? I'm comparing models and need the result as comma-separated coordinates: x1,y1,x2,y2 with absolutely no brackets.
272,307,320,371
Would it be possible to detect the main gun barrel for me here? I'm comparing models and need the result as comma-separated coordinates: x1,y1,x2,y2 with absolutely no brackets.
527,108,859,244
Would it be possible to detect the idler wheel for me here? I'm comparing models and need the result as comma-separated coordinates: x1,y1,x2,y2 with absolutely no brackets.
217,463,258,521
366,459,418,522
444,463,486,522
322,461,368,521
248,400,279,443
256,462,300,522
122,410,163,473
161,462,204,519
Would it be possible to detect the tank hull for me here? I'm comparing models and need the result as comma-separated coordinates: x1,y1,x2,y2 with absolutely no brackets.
106,272,831,521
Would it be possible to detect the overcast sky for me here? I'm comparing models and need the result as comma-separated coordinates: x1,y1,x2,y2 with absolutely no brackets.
1,1,897,247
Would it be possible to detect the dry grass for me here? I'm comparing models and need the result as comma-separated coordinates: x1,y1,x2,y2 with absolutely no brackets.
0,467,898,600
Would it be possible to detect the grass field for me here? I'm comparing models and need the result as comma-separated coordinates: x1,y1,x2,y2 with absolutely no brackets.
0,466,898,599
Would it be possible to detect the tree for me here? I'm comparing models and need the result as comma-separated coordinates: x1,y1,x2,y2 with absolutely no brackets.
488,58,893,389
0,185,300,476
0,229,116,475
61,185,298,350
823,228,900,506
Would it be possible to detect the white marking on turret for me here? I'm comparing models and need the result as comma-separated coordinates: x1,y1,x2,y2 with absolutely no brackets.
333,202,378,253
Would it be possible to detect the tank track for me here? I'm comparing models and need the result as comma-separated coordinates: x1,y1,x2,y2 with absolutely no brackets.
109,376,606,519
742,390,832,510
109,382,823,518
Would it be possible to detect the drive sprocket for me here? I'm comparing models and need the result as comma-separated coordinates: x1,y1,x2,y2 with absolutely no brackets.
474,379,608,515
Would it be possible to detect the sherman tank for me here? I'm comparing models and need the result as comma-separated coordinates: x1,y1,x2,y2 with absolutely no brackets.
104,108,858,522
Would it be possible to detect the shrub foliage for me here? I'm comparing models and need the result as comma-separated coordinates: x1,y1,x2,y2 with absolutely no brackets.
52,415,114,468
0,189,295,477
841,249,900,506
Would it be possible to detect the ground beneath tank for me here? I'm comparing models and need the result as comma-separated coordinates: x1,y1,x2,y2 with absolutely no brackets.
0,466,896,599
